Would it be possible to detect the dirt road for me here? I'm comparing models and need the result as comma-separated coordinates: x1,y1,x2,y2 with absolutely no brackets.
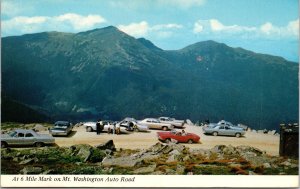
51,124,280,156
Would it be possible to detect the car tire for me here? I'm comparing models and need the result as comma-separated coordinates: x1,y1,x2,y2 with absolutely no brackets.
34,142,44,147
1,142,8,148
235,133,241,138
165,138,171,143
86,127,93,132
212,132,218,136
187,139,193,144
162,126,168,131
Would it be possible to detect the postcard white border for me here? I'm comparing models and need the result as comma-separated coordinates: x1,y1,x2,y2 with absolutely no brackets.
1,175,299,188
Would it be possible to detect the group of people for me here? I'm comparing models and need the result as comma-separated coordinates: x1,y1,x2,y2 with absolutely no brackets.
95,119,121,135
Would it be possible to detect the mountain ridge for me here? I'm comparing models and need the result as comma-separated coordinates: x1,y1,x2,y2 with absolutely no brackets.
1,27,298,129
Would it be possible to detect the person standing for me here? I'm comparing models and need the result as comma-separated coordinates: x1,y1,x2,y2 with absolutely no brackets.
96,119,101,135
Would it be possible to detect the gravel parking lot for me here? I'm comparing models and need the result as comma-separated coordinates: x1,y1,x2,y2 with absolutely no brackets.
50,124,280,156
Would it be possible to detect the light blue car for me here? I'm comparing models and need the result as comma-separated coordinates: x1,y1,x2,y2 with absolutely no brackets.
203,124,245,138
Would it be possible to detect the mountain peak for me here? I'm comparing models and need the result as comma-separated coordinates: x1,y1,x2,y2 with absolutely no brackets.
77,26,122,36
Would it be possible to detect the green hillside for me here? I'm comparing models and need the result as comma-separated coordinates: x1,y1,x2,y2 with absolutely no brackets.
1,26,298,129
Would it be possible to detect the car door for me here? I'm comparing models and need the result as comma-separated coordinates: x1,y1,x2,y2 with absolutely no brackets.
12,132,25,145
223,126,233,136
218,126,226,135
23,132,35,145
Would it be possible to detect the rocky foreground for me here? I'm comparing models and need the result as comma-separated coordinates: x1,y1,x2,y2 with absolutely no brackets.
1,141,298,175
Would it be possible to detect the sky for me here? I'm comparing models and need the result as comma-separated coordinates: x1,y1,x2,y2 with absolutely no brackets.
1,0,299,61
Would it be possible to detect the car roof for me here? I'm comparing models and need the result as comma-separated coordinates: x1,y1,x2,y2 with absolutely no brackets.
13,129,34,132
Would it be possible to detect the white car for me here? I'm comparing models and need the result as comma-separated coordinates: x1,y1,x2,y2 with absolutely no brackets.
83,121,131,134
138,118,173,131
120,118,149,132
158,117,185,128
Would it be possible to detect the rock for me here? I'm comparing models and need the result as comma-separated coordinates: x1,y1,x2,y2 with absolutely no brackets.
263,163,271,168
95,140,116,151
166,154,177,163
183,155,191,162
257,130,265,134
248,171,257,175
102,156,142,168
176,165,185,174
280,161,292,167
42,169,54,175
76,145,92,162
229,163,242,168
133,164,156,174
211,145,226,153
34,124,47,132
165,168,176,175
252,130,257,133
186,119,193,125
170,149,181,155
268,130,276,135
19,158,34,165
20,166,43,174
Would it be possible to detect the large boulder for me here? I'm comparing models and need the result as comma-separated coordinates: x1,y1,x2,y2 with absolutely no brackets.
95,140,116,151
102,156,142,168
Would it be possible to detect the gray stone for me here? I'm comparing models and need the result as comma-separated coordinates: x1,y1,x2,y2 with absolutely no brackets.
186,119,193,125
183,155,191,162
166,154,177,163
133,164,156,174
263,163,271,168
102,156,142,168
20,166,43,174
176,165,185,174
19,158,34,165
248,171,257,175
268,130,276,135
77,146,92,162
95,140,116,151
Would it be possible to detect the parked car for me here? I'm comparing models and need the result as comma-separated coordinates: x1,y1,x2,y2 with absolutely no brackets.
117,118,149,132
158,117,185,128
202,124,245,137
1,129,55,148
83,121,132,134
50,121,73,136
157,131,200,143
138,118,174,131
83,121,111,132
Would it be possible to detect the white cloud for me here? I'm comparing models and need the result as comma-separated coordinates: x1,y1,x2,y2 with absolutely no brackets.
118,21,149,37
157,0,206,9
55,13,106,30
118,21,183,38
2,13,107,36
193,21,204,33
260,19,299,37
193,19,298,38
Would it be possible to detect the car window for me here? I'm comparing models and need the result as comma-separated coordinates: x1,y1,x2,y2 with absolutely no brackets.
25,133,34,137
17,133,24,137
219,126,224,129
146,120,151,123
9,131,17,137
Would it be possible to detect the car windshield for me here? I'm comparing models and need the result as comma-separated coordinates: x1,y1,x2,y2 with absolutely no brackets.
8,131,17,137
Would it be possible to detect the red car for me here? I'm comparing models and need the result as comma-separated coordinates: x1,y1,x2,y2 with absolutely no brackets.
157,131,200,144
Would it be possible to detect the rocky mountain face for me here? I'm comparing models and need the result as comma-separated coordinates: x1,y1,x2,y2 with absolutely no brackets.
1,141,298,175
1,26,298,129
